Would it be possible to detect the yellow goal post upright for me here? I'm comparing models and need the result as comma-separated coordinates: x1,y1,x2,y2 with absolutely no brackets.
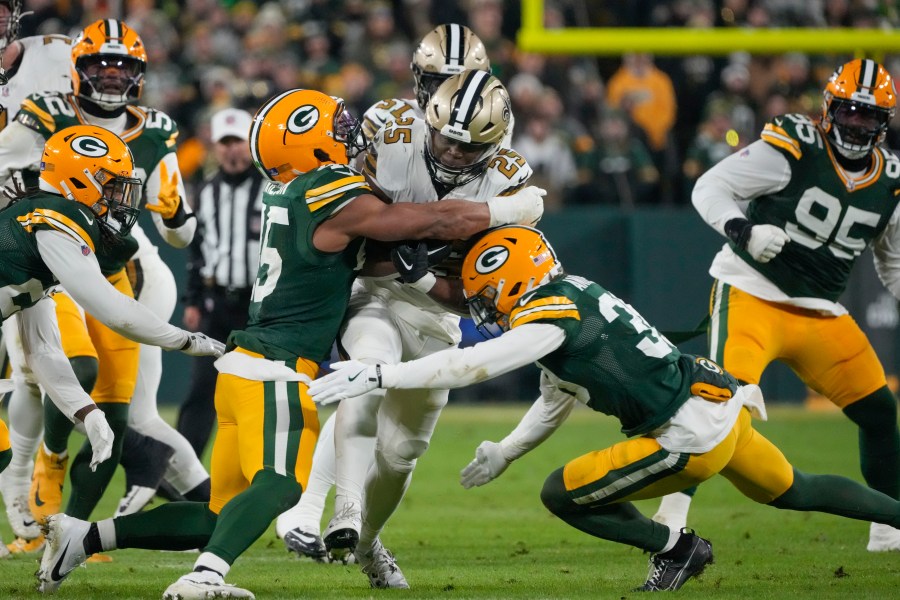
517,0,900,60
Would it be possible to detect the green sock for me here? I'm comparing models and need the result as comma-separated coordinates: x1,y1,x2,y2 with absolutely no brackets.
540,467,670,552
769,469,900,527
0,448,11,474
204,469,302,564
843,386,900,499
115,501,217,550
65,403,128,519
43,356,98,455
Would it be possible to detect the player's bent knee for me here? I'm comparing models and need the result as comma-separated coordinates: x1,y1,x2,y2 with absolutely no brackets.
378,439,427,475
541,468,575,516
844,386,898,432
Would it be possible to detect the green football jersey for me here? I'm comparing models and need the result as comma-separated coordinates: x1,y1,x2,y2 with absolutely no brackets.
509,275,696,437
738,113,900,301
0,192,101,319
16,92,179,273
229,164,371,363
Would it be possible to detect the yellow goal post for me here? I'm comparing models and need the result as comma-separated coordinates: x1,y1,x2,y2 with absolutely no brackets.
517,0,900,59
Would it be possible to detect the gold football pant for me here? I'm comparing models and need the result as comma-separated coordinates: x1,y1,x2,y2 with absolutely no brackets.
708,281,886,408
563,409,794,505
53,268,140,404
209,348,320,514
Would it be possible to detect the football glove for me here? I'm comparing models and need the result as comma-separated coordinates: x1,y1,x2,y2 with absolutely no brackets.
460,441,511,489
308,359,382,405
82,409,114,472
391,240,452,292
724,218,790,263
145,161,182,220
179,332,226,357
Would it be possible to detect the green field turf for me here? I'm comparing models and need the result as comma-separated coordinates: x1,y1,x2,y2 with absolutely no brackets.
0,404,898,599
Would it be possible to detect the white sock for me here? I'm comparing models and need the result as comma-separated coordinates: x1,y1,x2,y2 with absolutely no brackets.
659,527,682,554
356,452,412,550
194,551,230,577
97,518,118,551
652,492,692,529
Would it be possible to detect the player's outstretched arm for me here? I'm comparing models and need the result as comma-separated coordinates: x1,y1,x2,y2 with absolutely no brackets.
36,230,224,356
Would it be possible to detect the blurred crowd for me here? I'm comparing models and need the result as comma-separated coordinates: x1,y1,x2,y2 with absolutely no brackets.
21,0,900,208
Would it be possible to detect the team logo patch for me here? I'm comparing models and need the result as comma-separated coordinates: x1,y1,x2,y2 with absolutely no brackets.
287,105,320,134
695,356,724,374
475,245,509,274
70,135,109,158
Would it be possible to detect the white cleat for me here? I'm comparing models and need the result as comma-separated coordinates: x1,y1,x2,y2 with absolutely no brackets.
323,502,361,564
867,522,900,552
6,494,41,539
354,538,409,589
36,514,91,593
162,571,255,600
114,485,158,518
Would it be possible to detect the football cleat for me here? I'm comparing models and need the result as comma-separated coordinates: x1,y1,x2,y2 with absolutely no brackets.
30,447,68,527
36,514,91,593
162,571,255,600
636,529,713,592
7,534,45,554
323,502,361,564
6,494,41,540
283,527,327,563
867,522,900,552
354,538,409,589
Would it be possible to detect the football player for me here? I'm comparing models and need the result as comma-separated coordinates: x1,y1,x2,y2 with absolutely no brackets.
310,224,900,592
276,23,504,562
0,19,211,538
653,58,900,553
290,70,542,588
0,124,220,505
36,88,541,599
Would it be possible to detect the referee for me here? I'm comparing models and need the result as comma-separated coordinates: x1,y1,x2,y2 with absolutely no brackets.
178,107,264,458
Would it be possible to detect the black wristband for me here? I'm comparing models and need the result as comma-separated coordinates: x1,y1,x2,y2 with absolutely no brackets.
180,334,192,351
724,218,753,250
375,364,383,388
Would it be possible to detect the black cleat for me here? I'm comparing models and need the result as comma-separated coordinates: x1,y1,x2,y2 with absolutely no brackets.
284,527,327,562
636,529,713,592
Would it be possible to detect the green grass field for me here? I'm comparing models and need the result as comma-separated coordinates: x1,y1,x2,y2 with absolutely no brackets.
1,404,898,599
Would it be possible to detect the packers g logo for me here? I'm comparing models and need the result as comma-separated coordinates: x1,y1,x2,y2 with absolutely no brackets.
475,245,509,274
70,135,109,158
695,357,724,374
287,105,320,134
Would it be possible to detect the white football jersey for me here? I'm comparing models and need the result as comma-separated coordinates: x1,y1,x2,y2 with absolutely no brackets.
0,35,72,132
360,116,532,325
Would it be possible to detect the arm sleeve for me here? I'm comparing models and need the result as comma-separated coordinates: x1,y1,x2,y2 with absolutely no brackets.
0,122,45,189
145,153,197,248
691,140,792,235
498,370,578,461
873,203,900,300
17,298,93,422
380,323,566,389
36,230,189,350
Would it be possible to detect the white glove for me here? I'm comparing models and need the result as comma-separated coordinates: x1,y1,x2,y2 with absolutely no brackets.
82,409,114,472
746,225,790,263
308,359,382,405
179,332,226,357
487,186,546,227
459,441,511,489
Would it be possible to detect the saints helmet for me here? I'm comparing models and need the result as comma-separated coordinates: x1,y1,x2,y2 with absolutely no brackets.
0,0,24,50
71,19,147,111
424,70,510,187
250,89,366,184
822,58,896,159
462,225,563,337
412,23,490,110
40,125,142,240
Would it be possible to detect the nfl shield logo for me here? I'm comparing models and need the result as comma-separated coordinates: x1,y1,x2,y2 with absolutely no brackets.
81,245,91,256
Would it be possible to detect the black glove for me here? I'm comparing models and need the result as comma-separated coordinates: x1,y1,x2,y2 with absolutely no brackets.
390,240,452,284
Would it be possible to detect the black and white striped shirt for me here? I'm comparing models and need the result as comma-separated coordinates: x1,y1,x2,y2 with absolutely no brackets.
185,166,264,305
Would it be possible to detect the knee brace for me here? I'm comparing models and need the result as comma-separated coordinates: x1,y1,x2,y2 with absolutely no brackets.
378,438,429,475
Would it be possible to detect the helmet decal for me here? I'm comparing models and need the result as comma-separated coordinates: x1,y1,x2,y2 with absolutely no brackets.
287,105,320,134
474,245,509,274
71,135,109,158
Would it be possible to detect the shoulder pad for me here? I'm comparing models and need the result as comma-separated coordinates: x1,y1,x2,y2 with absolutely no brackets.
302,164,371,214
17,92,72,135
487,148,533,195
760,113,823,160
362,99,417,140
509,285,579,329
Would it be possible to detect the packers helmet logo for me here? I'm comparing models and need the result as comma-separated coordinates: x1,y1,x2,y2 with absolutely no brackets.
287,105,320,134
70,135,109,158
475,245,509,274
695,357,724,374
